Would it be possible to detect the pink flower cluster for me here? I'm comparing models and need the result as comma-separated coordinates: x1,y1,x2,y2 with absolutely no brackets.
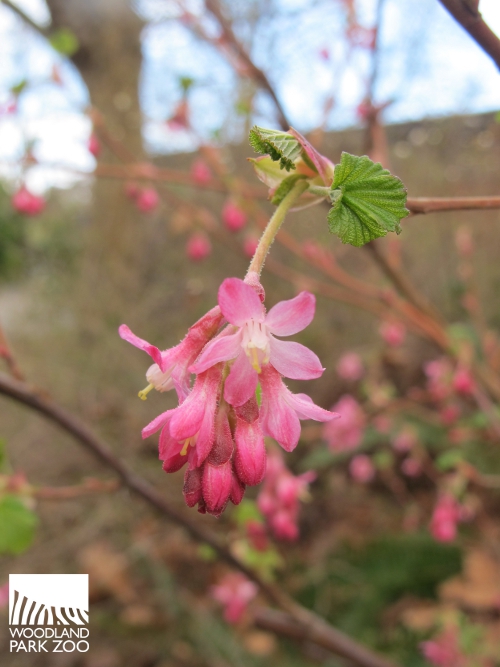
120,275,337,516
11,186,45,216
210,573,258,624
257,449,315,540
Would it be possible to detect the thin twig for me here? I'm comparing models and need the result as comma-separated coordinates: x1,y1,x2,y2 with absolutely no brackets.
0,0,50,37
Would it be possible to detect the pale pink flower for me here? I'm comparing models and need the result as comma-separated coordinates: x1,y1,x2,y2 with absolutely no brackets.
452,367,475,396
323,395,365,451
119,305,223,401
191,277,325,408
211,573,258,624
186,232,211,261
379,321,406,347
191,159,212,184
257,449,315,541
349,455,375,483
336,352,364,381
222,200,247,232
430,495,461,543
12,186,45,216
87,133,101,157
136,187,159,212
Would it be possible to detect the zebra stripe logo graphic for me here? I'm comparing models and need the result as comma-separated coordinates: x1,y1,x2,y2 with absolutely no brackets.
9,575,89,626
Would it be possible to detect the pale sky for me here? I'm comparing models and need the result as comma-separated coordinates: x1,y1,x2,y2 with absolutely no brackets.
0,0,500,192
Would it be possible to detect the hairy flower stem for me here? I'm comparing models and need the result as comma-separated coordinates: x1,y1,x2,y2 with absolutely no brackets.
246,180,308,277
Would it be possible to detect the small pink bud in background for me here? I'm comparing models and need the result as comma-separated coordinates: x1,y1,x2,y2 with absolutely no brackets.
166,99,190,131
392,426,418,453
439,404,461,426
243,235,259,258
319,47,330,60
430,495,461,543
246,520,269,552
379,321,406,347
455,226,473,258
135,187,159,212
124,182,139,200
211,573,258,624
420,629,465,667
452,367,475,396
222,200,247,232
401,457,421,477
349,455,375,483
87,133,101,157
323,395,365,451
302,240,325,262
336,352,364,381
186,232,211,262
191,159,212,184
11,186,45,216
424,358,452,401
356,100,372,121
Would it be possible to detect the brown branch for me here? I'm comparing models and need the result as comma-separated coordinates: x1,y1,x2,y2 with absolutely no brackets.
203,0,289,129
0,0,50,38
34,478,120,500
407,196,500,214
0,371,402,667
437,0,500,70
254,608,399,667
0,322,24,381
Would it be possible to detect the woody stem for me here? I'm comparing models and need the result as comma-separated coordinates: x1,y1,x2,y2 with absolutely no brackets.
246,179,309,277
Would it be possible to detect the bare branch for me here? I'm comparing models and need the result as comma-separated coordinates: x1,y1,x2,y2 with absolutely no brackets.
0,0,50,38
407,195,500,214
438,0,500,70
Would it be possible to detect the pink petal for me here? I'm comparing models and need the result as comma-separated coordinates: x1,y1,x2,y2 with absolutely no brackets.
162,453,188,473
202,460,233,516
183,467,203,507
289,127,334,185
190,331,242,375
259,366,301,452
224,352,259,407
265,292,316,336
230,472,246,505
207,410,234,466
234,418,266,485
119,324,164,369
170,393,206,442
286,392,339,422
218,278,264,326
269,338,324,380
158,425,182,460
142,410,173,439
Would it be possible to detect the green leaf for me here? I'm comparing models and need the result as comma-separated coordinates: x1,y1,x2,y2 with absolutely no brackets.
249,126,301,171
435,450,464,471
49,28,79,57
11,79,28,95
0,495,37,555
179,76,194,92
271,174,307,206
327,152,409,247
233,499,263,527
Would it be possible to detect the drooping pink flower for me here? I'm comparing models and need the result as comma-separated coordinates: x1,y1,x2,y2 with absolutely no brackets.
11,186,45,216
323,395,365,452
191,277,325,409
211,573,258,624
430,495,461,543
135,187,160,212
243,235,259,258
191,159,212,185
257,449,315,541
222,200,247,232
186,232,212,261
452,367,475,396
336,352,364,381
119,305,223,401
87,133,101,157
379,321,406,347
349,454,375,483
420,628,466,667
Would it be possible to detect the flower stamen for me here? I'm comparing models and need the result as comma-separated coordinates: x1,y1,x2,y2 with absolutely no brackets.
138,383,155,400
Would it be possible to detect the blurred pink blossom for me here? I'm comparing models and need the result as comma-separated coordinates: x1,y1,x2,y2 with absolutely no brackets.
323,395,365,451
452,367,475,396
336,352,364,381
211,573,258,624
392,426,418,453
222,200,247,232
11,186,45,216
379,321,406,347
87,133,101,157
421,628,466,667
430,495,461,543
349,455,375,483
186,232,212,261
135,187,159,212
191,159,212,184
425,358,453,401
243,235,259,258
401,458,421,477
